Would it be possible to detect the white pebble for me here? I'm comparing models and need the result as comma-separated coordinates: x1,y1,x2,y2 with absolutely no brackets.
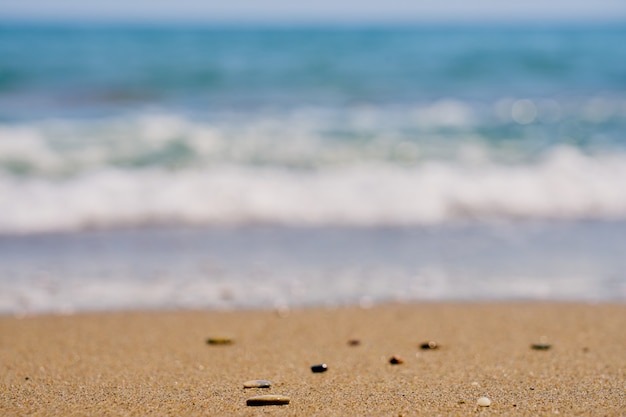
477,397,491,407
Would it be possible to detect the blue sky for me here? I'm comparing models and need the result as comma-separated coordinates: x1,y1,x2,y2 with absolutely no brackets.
0,0,625,23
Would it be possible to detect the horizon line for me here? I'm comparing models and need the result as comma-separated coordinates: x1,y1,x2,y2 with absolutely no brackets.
2,16,626,27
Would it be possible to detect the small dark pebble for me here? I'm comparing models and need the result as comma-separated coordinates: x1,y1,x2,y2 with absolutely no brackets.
206,337,233,345
348,339,361,346
389,355,404,364
420,341,439,350
25,377,29,381
531,343,551,350
311,363,328,373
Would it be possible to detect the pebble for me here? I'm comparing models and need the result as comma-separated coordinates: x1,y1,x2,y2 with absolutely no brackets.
531,343,552,350
348,339,361,346
206,337,233,345
477,397,492,407
389,355,404,364
243,379,271,388
246,394,290,406
311,363,328,373
420,341,439,350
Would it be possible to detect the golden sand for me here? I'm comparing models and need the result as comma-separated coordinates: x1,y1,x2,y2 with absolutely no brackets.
1,303,625,415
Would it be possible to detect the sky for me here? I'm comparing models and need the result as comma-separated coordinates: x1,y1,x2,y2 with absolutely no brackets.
1,0,625,24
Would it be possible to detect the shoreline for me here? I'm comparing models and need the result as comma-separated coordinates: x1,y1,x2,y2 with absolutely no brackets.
2,302,625,415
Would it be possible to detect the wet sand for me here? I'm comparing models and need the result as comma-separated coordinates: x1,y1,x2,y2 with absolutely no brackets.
1,302,625,415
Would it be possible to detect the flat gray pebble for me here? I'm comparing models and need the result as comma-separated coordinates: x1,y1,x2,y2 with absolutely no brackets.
243,379,271,388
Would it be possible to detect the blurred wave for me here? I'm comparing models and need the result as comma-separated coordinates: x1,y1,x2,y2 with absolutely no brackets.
0,104,626,233
0,24,625,233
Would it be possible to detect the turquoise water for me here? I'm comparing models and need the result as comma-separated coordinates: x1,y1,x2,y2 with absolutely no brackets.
2,24,625,113
1,23,625,312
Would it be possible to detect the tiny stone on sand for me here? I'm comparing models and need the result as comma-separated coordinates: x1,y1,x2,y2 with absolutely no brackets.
206,337,233,345
243,379,271,388
246,394,290,406
311,363,328,373
531,343,552,350
477,397,492,407
389,355,404,364
420,341,439,350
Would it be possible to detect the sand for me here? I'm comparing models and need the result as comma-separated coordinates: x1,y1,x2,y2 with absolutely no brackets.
1,302,625,416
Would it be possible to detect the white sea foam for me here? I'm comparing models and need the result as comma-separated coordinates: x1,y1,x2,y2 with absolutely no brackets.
1,104,626,234
1,98,624,173
1,146,626,234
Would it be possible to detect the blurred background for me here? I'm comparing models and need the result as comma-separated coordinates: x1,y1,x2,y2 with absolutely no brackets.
1,1,625,314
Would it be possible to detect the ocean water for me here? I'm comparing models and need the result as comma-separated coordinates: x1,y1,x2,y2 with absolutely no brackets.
1,23,625,313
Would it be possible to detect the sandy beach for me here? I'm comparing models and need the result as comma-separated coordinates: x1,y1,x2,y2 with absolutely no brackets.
1,302,624,416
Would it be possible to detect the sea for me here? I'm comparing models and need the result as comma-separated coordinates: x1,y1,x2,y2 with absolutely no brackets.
1,22,625,314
